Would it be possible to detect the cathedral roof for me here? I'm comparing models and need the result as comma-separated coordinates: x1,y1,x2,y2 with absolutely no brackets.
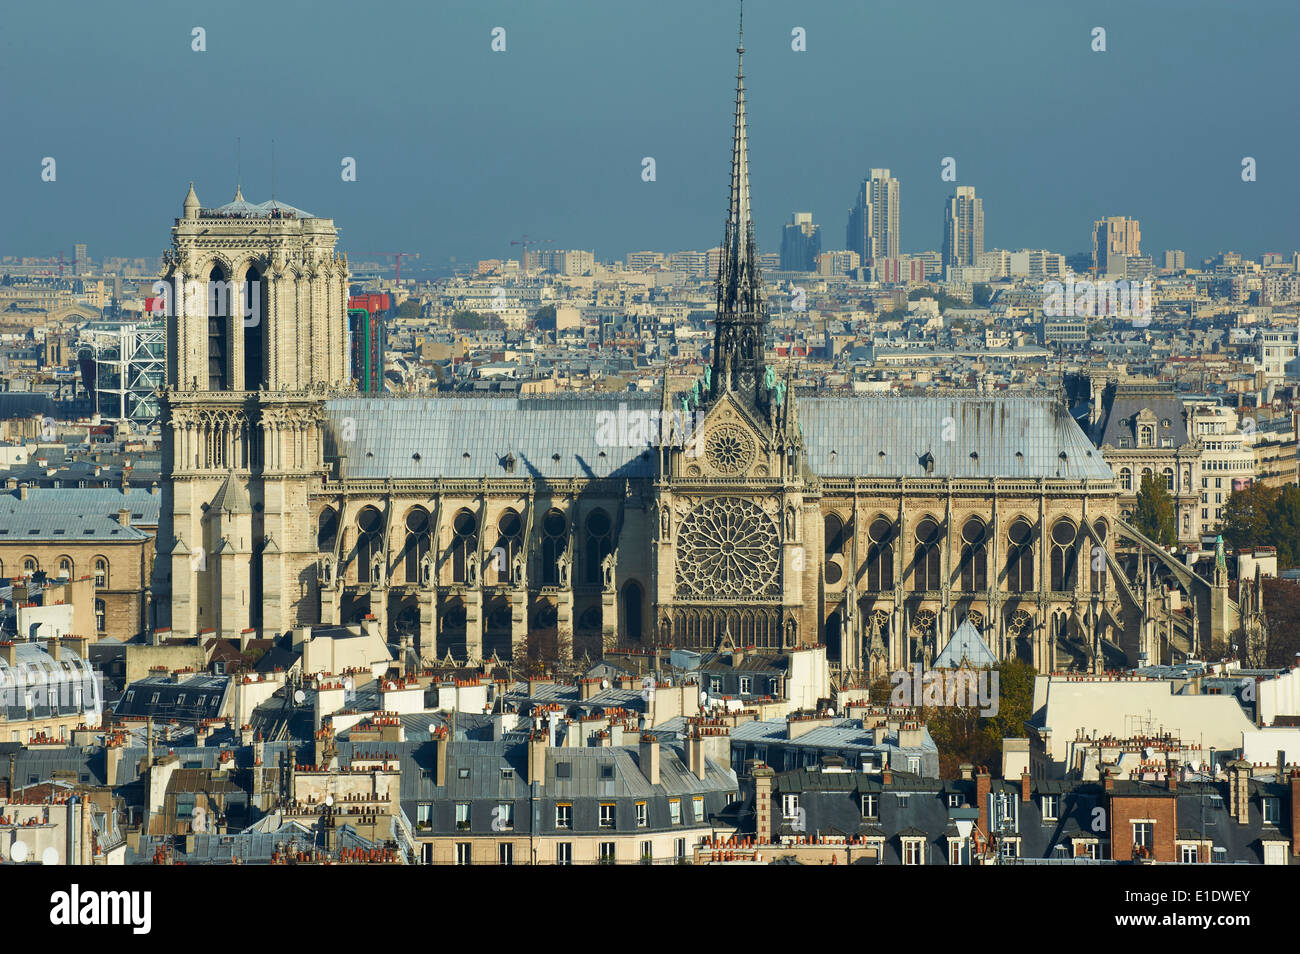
208,472,252,514
210,188,313,219
322,392,1115,482
933,618,998,669
799,393,1115,480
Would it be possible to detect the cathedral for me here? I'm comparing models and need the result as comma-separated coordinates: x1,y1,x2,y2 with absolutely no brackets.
150,29,1222,678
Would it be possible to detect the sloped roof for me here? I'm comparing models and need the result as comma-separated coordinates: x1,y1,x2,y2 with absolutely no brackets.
208,472,251,514
322,392,1114,482
933,618,998,669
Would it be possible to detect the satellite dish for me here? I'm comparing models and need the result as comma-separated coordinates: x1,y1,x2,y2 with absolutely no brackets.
1143,746,1154,759
600,679,609,690
826,707,836,717
699,690,709,706
325,794,334,807
293,689,305,705
10,840,28,863
41,846,58,865
1188,760,1201,773
343,677,354,692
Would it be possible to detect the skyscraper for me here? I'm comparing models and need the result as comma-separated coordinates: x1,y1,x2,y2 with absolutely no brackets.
845,168,900,263
942,186,983,268
780,212,821,271
1092,216,1141,275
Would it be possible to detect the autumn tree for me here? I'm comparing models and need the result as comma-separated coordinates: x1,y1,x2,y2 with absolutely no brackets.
1135,472,1177,546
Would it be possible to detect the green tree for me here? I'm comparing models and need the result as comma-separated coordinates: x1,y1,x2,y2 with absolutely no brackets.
451,310,486,330
984,659,1036,747
1219,482,1278,552
396,297,422,320
972,283,992,306
1270,485,1300,570
533,304,556,327
1134,472,1177,545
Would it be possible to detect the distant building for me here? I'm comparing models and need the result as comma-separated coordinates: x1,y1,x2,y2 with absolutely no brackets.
1092,217,1141,275
780,213,821,271
942,186,983,268
846,168,900,264
1164,249,1186,271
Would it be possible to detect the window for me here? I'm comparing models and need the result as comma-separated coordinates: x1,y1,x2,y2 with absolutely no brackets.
635,802,647,828
556,762,571,779
903,839,924,865
912,517,941,591
1041,794,1058,821
496,802,514,830
1180,844,1199,864
455,803,471,830
598,842,616,863
450,509,478,584
416,804,432,829
960,518,987,591
999,838,1020,859
676,838,687,861
555,804,572,829
599,803,616,828
599,763,615,780
896,793,910,808
1119,467,1132,491
457,767,470,779
556,842,572,865
455,842,472,865
781,794,800,820
94,557,108,587
861,794,878,818
1264,843,1287,865
1262,798,1279,824
95,599,106,633
57,557,73,578
640,840,653,862
1133,822,1153,849
500,768,514,781
1049,519,1078,591
1007,520,1034,592
907,756,921,775
584,509,613,586
693,796,704,822
866,518,894,590
498,842,513,866
669,799,681,825
949,839,965,865
739,677,752,694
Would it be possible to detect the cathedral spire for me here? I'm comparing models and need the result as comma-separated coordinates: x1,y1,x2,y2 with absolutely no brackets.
711,1,768,410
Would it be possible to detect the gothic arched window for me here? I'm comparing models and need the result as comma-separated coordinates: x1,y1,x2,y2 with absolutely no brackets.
866,518,894,591
1006,519,1034,593
1049,519,1078,592
404,507,431,583
451,509,478,584
541,509,567,585
356,506,383,583
960,518,987,592
207,265,230,391
912,517,941,591
584,509,613,585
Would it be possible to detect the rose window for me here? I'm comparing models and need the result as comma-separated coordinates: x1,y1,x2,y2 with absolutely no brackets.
675,497,780,599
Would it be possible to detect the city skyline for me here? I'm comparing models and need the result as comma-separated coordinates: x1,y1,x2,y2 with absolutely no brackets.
1,0,1296,270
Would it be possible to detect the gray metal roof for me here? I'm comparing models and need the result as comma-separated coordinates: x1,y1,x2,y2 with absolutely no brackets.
933,618,998,668
323,392,1113,482
799,394,1115,480
0,494,150,542
5,487,162,527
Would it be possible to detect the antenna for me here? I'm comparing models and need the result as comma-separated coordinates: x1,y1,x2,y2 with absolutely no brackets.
236,136,241,190
271,138,276,202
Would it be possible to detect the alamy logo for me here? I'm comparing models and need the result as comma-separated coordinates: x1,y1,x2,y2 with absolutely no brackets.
889,664,999,717
49,885,151,935
1043,277,1151,324
150,279,261,326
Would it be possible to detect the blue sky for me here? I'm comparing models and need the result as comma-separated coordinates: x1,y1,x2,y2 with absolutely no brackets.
1,0,1296,271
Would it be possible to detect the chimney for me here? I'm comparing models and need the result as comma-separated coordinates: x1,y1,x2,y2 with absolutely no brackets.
975,768,991,837
752,763,775,844
1103,766,1115,792
1167,755,1179,792
527,731,548,786
46,638,61,661
1020,770,1032,803
579,678,600,701
1228,759,1250,825
0,642,14,666
18,484,28,501
959,762,974,781
639,734,660,786
1291,771,1300,858
434,728,448,786
116,508,131,528
881,764,892,786
1277,751,1286,785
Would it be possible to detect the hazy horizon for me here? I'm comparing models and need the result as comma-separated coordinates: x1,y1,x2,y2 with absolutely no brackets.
2,0,1297,270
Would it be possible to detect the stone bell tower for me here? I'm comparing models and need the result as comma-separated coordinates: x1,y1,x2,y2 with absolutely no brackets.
151,183,350,640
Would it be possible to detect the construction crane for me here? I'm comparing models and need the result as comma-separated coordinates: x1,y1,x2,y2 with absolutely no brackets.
357,251,420,283
510,234,554,270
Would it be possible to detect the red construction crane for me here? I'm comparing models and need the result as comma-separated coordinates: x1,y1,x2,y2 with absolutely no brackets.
510,234,554,270
357,251,420,283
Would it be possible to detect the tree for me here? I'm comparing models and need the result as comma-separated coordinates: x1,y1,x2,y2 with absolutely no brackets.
972,283,992,306
1220,482,1278,552
396,297,422,320
1269,485,1300,570
1134,472,1177,546
451,310,487,330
